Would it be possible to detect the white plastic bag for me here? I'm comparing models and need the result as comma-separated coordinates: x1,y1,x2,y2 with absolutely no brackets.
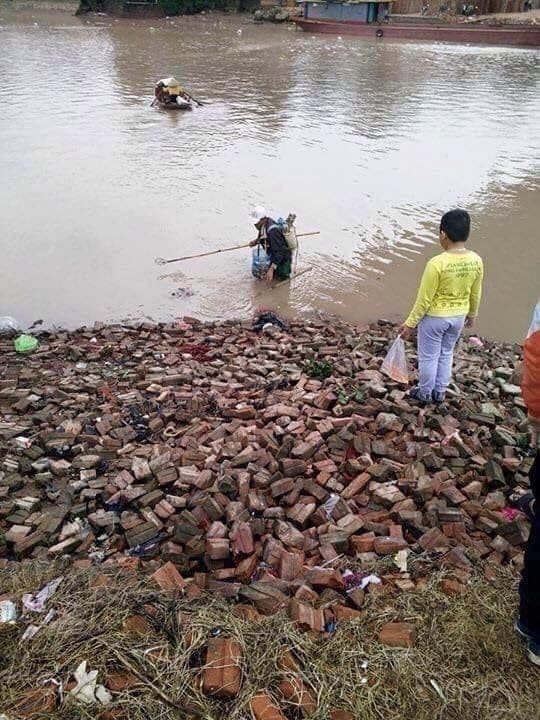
0,317,20,335
381,337,409,385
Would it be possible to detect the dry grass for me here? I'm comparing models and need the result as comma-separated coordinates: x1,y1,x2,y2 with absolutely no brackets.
0,563,538,720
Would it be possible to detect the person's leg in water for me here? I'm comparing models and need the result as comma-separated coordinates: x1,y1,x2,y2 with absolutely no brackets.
432,315,466,402
275,258,292,281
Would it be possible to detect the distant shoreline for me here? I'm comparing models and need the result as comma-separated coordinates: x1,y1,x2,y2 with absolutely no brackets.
2,0,79,11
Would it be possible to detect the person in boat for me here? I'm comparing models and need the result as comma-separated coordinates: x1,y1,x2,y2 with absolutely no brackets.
154,78,191,106
249,206,292,284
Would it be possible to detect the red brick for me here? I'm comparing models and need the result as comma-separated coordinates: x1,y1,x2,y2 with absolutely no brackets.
105,673,141,692
185,583,203,600
151,561,186,592
249,692,286,720
341,472,371,499
373,537,408,555
378,622,417,648
440,578,466,596
277,678,317,715
332,605,363,622
231,523,254,556
350,533,375,554
202,638,243,699
233,604,261,622
206,538,230,560
90,574,112,588
288,599,325,632
330,711,355,720
279,550,304,582
279,649,301,673
123,615,153,636
418,528,450,552
10,687,58,717
294,584,320,604
305,567,344,590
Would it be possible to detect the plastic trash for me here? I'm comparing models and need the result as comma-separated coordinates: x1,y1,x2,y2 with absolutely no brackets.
469,336,484,348
394,549,408,573
381,337,409,384
22,576,63,613
69,661,112,706
0,600,17,625
0,316,20,335
22,609,55,642
343,569,365,591
359,574,382,590
322,493,340,519
251,245,271,279
14,436,33,449
501,507,520,522
14,334,39,354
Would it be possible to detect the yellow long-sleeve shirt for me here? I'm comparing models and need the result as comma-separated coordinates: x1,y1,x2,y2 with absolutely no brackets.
405,250,484,328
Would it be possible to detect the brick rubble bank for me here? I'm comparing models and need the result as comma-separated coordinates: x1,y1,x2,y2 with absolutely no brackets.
0,316,533,626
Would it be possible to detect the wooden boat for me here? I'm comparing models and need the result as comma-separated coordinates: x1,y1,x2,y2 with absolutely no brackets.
153,77,193,110
294,18,540,46
155,98,193,111
293,3,540,47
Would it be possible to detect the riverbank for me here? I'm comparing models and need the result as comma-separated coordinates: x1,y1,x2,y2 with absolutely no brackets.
2,0,78,11
0,315,537,717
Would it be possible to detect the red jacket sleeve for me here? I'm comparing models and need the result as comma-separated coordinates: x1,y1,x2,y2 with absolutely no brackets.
522,330,540,419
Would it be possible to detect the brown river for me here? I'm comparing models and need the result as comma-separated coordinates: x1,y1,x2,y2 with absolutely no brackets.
0,5,539,341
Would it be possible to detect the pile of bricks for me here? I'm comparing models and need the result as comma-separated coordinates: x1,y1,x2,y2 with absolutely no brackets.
0,316,533,639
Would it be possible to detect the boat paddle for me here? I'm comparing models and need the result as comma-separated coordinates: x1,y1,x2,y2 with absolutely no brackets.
185,92,204,107
154,231,320,265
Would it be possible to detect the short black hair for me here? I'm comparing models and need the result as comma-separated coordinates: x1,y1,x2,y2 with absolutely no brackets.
440,209,471,243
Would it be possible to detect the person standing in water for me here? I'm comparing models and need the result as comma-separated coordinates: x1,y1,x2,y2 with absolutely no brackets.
249,206,292,284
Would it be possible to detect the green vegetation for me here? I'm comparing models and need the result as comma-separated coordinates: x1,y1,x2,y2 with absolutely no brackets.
158,0,257,15
303,358,334,380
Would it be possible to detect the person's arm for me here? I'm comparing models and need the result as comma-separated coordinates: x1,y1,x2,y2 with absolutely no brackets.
522,301,540,437
467,260,484,322
400,259,440,333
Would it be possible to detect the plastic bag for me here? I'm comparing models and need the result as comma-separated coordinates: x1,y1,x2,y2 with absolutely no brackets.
0,316,20,335
381,337,409,384
14,334,39,354
251,245,271,279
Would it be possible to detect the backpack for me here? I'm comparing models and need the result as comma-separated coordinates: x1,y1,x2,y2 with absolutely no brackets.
270,214,298,251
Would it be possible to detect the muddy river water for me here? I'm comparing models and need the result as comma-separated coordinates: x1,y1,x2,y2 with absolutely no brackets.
0,6,539,340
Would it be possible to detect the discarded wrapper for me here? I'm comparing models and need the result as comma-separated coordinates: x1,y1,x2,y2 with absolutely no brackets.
0,600,17,625
14,436,33,449
22,576,63,613
70,661,112,706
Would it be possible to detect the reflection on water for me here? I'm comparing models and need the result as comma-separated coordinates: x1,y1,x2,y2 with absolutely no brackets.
0,8,538,340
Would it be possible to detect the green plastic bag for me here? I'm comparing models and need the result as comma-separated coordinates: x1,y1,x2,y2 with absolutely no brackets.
14,334,39,354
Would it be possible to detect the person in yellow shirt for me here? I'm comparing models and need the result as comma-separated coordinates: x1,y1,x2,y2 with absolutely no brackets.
399,209,484,403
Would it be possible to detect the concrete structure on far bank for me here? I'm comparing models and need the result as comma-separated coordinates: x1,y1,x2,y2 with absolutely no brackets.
76,0,539,17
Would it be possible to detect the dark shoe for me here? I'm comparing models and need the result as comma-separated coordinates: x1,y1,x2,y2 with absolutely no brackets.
509,492,536,523
432,391,446,404
527,639,540,667
516,618,534,641
409,387,431,404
